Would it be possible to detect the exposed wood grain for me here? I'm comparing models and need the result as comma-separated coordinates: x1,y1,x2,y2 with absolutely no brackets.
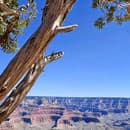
0,51,64,123
0,0,76,100
56,24,78,33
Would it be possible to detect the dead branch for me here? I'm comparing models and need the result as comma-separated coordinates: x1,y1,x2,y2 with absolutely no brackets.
0,2,19,16
0,51,64,123
0,0,77,100
56,24,78,33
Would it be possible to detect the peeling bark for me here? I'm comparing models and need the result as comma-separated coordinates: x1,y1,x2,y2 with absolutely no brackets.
0,0,77,123
0,0,77,100
0,51,64,123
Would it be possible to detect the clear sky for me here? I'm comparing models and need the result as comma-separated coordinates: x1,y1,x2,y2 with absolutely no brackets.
0,0,130,97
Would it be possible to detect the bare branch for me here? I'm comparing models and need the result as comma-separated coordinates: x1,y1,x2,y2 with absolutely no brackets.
0,51,63,123
0,12,17,17
0,0,76,100
44,51,64,64
0,3,19,16
56,24,78,33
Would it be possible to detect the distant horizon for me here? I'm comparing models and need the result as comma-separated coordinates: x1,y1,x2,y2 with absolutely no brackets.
26,95,130,98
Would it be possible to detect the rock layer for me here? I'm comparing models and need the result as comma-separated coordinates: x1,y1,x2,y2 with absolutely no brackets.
1,97,130,130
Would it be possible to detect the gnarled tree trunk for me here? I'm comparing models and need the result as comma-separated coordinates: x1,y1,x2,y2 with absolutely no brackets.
0,0,77,123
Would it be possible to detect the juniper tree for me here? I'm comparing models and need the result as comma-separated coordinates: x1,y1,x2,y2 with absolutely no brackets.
0,0,77,123
0,0,36,53
93,0,130,28
0,0,130,123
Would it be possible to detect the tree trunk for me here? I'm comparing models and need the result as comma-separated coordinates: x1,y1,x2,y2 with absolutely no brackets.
0,0,77,123
0,51,63,123
0,0,77,99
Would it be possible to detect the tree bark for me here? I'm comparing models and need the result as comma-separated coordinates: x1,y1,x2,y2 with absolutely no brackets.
0,0,77,100
0,51,64,123
0,0,77,123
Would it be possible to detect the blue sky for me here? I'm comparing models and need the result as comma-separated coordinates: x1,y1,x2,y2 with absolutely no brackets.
0,0,130,97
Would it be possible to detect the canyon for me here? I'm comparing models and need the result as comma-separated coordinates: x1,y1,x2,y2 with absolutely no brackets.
1,97,130,130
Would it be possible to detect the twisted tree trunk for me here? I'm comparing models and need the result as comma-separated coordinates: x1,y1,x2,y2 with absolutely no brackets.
0,0,77,123
0,51,64,123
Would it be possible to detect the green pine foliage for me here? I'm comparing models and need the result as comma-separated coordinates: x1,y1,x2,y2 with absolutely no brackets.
0,0,36,53
92,0,130,28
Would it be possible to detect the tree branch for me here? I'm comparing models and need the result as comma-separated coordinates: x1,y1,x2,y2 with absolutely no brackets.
56,24,78,33
44,51,64,64
0,51,63,123
0,2,19,17
0,0,76,100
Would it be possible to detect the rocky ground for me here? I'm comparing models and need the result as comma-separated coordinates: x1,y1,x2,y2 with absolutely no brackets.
1,97,130,130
